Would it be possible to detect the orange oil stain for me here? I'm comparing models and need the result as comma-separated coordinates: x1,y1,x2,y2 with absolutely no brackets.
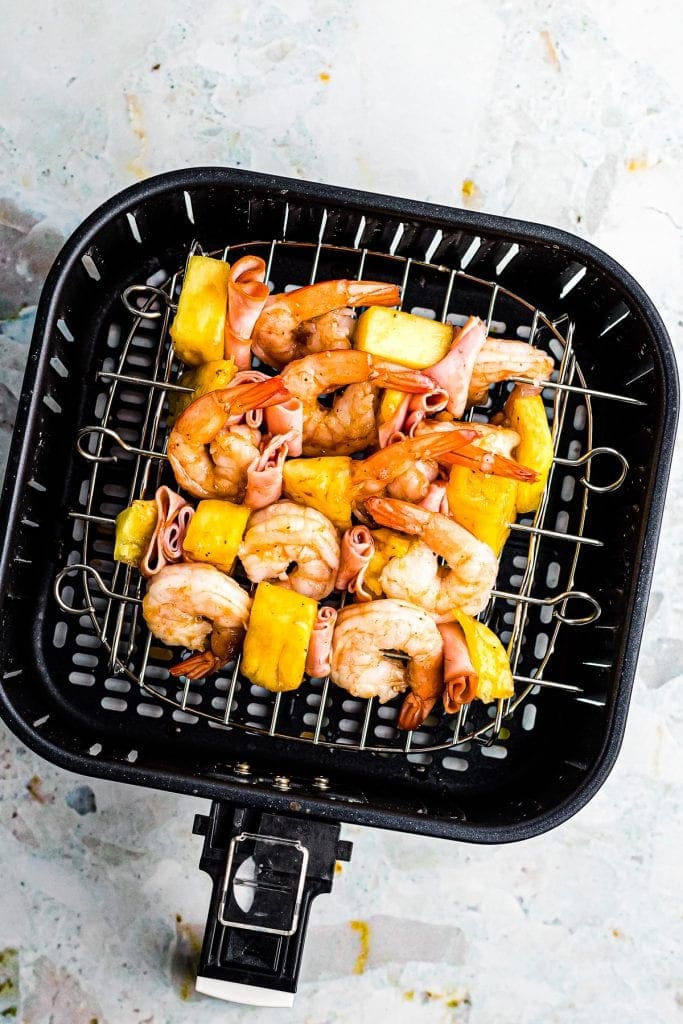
349,920,370,974
540,30,561,69
626,156,648,172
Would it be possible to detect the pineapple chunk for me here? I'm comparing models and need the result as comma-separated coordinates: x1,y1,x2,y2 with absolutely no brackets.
363,528,414,598
377,388,409,431
354,307,453,368
505,388,553,514
242,582,318,692
169,255,231,366
182,499,250,573
282,456,352,530
453,610,514,704
114,500,158,567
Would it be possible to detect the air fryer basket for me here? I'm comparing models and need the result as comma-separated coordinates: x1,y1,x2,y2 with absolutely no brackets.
0,168,677,1004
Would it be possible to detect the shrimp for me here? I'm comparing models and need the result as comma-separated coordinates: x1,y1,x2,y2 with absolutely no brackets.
207,423,262,503
142,563,252,680
412,420,538,483
167,376,290,498
330,599,444,730
233,350,437,457
239,500,341,600
350,427,478,503
252,279,400,369
468,338,554,406
365,496,499,617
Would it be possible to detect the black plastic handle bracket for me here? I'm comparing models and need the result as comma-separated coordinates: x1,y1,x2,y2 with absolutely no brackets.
192,802,352,1007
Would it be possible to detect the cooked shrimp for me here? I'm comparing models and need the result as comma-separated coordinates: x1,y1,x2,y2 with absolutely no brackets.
386,458,440,502
468,338,554,406
234,350,437,457
239,500,340,600
252,279,400,369
167,376,290,498
365,496,498,617
142,563,252,680
350,427,478,503
413,420,538,482
207,423,261,502
330,599,444,730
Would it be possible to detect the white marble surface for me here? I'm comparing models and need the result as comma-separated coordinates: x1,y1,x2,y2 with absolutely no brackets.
1,1,682,1021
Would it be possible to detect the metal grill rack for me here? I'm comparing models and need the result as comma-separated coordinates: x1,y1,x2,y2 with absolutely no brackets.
53,220,640,760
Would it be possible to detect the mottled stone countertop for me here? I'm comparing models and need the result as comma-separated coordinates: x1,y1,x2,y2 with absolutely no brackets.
0,2,681,1022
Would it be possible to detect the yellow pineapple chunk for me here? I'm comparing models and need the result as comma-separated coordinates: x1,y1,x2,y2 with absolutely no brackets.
354,307,453,368
182,499,250,573
282,456,353,530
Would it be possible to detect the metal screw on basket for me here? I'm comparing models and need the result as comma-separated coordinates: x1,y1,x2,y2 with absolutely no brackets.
274,775,291,791
234,762,251,776
313,776,330,791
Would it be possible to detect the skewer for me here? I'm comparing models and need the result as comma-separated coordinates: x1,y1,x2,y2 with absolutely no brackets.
510,375,645,407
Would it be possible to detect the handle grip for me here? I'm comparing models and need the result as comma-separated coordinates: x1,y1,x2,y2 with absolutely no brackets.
193,802,352,1006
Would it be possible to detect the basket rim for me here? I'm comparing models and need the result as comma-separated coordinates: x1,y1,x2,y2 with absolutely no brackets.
0,166,678,843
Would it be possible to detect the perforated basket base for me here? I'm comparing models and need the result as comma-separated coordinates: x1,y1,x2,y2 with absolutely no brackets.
0,168,677,843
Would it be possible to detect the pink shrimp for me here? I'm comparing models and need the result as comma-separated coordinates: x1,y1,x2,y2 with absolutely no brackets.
167,377,290,498
468,338,554,405
330,599,444,730
232,350,438,457
252,279,400,369
365,496,499,617
142,563,252,681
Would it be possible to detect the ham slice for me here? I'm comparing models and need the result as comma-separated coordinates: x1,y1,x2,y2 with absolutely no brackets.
224,256,270,369
419,481,450,515
378,393,410,448
426,316,487,417
265,398,304,457
140,486,195,577
439,622,478,711
245,431,297,510
335,526,374,600
305,605,338,677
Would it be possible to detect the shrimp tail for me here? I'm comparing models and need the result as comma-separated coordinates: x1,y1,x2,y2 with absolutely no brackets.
223,377,292,415
369,363,438,394
440,445,539,482
365,495,430,535
345,281,400,308
170,650,222,680
398,691,438,730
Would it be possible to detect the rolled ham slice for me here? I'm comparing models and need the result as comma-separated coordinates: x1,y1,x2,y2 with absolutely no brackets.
140,486,195,577
225,256,270,369
305,605,338,677
419,481,450,515
245,431,297,510
439,622,478,712
335,526,374,600
426,316,487,417
378,393,410,448
265,398,304,457
408,388,449,415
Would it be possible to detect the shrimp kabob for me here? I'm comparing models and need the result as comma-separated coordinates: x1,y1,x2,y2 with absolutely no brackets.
113,251,555,733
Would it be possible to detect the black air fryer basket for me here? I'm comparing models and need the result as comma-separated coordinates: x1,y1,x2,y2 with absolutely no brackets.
0,168,677,1006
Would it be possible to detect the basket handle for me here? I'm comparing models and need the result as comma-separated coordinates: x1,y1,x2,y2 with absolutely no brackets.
193,802,352,1007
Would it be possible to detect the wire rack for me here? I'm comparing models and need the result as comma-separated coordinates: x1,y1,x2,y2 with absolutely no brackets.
53,219,640,757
